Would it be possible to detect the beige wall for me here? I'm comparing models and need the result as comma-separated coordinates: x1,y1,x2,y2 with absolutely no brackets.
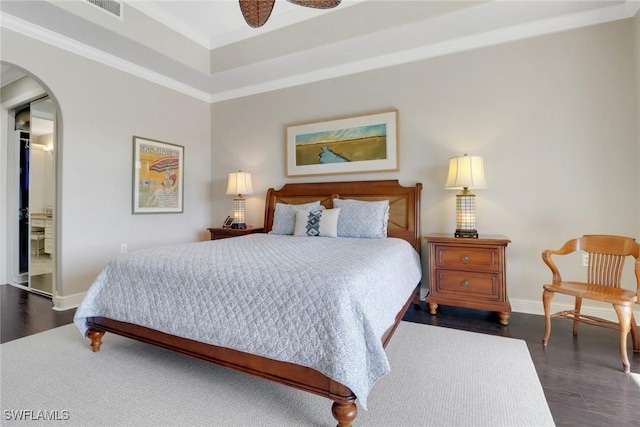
1,28,212,307
212,19,639,317
2,12,637,317
31,1,210,74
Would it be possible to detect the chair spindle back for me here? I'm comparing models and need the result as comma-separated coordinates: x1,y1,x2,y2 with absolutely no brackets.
578,235,640,289
586,252,625,287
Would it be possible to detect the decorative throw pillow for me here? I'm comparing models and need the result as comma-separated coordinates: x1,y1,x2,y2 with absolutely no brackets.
293,208,340,238
333,198,390,239
270,201,322,235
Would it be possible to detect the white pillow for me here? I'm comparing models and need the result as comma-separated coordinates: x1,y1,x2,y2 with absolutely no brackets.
333,198,390,239
293,208,340,238
270,201,322,235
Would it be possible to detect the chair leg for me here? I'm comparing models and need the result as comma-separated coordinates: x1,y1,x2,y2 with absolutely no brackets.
630,312,639,353
573,297,582,336
542,289,554,346
613,304,632,374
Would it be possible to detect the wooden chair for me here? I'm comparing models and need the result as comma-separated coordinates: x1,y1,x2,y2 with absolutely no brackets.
541,235,640,373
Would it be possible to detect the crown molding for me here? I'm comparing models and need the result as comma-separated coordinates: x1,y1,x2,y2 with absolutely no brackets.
2,1,638,105
209,0,640,102
0,11,212,103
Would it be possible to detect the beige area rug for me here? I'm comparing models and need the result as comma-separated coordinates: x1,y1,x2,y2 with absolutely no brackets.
0,321,554,426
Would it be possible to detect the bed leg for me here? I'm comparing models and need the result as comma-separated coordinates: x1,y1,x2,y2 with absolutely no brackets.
87,329,105,353
413,286,422,306
331,399,357,427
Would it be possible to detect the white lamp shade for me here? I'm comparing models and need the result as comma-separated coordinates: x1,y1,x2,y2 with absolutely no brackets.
445,155,487,189
225,171,254,196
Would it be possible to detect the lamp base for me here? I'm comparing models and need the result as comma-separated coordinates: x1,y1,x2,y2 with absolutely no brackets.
455,229,478,238
231,223,247,229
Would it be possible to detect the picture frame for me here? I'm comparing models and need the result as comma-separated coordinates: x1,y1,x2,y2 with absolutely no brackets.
286,110,398,177
132,136,184,214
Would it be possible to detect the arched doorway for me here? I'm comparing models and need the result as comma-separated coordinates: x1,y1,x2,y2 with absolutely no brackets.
1,62,61,298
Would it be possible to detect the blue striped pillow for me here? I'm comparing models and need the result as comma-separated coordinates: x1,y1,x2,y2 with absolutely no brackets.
293,208,340,238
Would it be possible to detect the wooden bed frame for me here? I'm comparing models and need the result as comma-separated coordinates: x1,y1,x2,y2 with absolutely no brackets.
86,179,422,427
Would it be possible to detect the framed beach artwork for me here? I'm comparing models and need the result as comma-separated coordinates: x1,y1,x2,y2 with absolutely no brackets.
132,136,184,214
286,110,399,177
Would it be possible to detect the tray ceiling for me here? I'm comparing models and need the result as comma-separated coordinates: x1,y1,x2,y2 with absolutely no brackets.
1,1,638,103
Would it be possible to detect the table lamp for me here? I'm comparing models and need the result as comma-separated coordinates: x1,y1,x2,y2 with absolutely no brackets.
445,154,487,238
225,171,254,229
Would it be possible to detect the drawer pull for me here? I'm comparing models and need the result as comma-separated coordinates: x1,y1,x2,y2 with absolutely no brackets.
462,280,470,287
462,255,470,262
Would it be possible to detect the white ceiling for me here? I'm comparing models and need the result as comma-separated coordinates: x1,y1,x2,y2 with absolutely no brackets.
1,1,639,103
128,0,367,49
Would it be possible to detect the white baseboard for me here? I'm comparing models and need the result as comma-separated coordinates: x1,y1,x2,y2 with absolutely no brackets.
419,284,639,323
42,287,640,321
511,298,640,323
52,292,85,311
511,299,546,316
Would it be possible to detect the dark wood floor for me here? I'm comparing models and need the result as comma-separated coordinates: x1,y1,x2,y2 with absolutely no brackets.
1,284,76,343
2,284,639,426
403,303,640,427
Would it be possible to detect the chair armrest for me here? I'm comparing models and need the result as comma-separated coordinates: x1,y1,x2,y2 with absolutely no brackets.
541,238,580,284
541,250,563,284
636,258,640,300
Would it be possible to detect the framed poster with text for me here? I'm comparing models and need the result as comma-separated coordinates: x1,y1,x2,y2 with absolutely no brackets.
132,136,184,214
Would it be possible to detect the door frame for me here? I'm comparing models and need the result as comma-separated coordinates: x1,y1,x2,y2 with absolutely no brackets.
1,64,60,300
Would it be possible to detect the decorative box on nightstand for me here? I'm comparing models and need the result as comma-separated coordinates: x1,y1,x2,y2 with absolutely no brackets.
207,227,264,241
424,233,511,325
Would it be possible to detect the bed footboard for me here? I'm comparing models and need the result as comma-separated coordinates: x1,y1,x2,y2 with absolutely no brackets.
85,286,416,427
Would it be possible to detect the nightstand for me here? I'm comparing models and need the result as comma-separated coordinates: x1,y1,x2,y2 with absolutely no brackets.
425,233,511,325
207,227,264,240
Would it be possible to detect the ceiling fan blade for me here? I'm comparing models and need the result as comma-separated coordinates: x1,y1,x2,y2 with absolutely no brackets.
239,0,276,28
287,0,341,9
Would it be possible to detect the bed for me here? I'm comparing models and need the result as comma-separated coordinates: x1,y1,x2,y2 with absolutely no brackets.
75,179,422,427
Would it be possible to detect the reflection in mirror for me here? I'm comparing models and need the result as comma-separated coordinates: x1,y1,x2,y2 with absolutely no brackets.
1,63,56,296
29,97,55,295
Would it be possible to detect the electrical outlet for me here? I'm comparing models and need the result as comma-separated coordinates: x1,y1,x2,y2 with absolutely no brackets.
121,243,128,254
582,252,589,267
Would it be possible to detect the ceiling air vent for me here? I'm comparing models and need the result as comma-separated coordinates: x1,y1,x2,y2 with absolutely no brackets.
85,0,122,19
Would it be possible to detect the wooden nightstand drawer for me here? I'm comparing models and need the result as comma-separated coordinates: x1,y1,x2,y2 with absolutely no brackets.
434,246,499,272
436,270,500,299
425,234,511,325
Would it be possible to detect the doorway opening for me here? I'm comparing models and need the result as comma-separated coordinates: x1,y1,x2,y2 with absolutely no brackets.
1,64,59,298
15,98,55,295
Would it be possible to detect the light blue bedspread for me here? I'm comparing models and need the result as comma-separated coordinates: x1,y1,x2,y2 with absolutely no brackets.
74,234,421,408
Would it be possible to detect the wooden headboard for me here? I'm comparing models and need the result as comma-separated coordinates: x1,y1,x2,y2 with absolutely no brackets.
264,180,422,253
